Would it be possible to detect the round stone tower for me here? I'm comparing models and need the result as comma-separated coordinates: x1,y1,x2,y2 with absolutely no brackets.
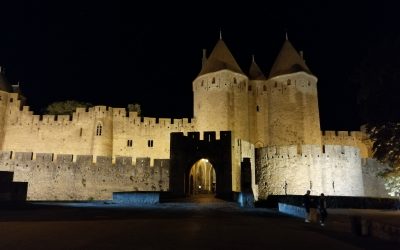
193,38,249,141
266,39,321,146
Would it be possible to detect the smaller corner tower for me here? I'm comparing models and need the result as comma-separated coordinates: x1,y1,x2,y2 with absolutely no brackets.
247,55,268,148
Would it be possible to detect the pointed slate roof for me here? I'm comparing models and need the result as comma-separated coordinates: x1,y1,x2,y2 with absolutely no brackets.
269,40,312,78
248,56,266,80
198,39,244,76
0,71,13,92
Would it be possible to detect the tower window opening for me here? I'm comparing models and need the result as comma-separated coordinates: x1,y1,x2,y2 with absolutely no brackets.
79,128,83,137
263,85,267,91
256,105,260,112
248,85,252,91
287,79,291,85
233,77,237,84
201,80,204,86
10,98,13,102
212,77,215,84
96,123,102,136
127,139,133,147
148,140,154,147
274,82,277,88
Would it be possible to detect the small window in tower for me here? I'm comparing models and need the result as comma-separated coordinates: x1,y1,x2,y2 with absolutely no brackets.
233,77,237,84
96,123,102,136
148,139,154,147
287,79,291,85
201,80,204,86
9,98,13,102
263,85,267,91
256,105,260,112
248,85,252,91
79,128,83,137
127,140,133,147
274,82,277,88
212,78,215,84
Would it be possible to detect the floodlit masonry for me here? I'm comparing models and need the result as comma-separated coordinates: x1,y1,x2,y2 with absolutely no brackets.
0,37,389,200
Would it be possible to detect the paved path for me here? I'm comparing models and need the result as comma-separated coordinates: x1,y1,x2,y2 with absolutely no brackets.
0,196,398,250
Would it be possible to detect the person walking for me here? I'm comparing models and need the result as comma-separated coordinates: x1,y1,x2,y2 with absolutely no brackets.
318,193,328,226
303,190,311,222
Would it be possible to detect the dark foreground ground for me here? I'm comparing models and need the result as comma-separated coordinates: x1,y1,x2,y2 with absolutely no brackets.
0,195,399,250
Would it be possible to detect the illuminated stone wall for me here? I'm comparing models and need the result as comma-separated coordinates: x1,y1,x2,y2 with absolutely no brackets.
193,70,250,141
0,100,195,165
246,73,322,148
0,151,169,200
256,144,365,198
361,158,390,197
322,130,372,158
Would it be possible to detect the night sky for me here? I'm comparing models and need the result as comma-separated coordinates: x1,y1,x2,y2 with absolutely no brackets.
0,1,398,131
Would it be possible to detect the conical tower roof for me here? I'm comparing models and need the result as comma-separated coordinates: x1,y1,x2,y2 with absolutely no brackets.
248,56,266,80
198,39,244,76
269,39,312,78
0,69,13,92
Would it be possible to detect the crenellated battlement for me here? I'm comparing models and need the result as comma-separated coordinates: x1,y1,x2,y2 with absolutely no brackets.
257,144,360,159
172,130,232,141
321,130,370,149
5,103,196,129
0,150,170,200
0,151,169,168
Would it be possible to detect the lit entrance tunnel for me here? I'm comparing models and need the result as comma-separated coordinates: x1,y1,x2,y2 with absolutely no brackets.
169,131,233,199
189,159,216,195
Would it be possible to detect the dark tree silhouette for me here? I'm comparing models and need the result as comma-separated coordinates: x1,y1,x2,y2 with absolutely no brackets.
352,34,400,194
45,100,92,115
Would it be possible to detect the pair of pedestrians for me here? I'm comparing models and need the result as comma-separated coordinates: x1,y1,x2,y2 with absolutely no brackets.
303,190,328,226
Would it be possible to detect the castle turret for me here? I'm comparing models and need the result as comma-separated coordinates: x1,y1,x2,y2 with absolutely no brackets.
193,38,249,141
248,56,268,147
266,39,321,146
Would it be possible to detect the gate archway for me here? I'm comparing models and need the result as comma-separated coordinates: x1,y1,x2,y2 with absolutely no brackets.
169,131,233,199
189,159,216,195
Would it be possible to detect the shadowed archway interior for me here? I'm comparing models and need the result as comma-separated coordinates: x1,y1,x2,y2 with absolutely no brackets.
189,159,216,195
169,131,232,199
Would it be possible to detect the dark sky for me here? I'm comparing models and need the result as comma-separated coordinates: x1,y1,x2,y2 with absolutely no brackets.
0,1,398,131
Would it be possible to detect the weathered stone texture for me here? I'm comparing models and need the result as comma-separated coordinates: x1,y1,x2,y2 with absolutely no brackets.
256,145,365,198
0,151,169,200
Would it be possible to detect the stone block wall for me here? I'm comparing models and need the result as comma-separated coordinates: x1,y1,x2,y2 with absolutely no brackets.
0,151,169,200
256,144,365,199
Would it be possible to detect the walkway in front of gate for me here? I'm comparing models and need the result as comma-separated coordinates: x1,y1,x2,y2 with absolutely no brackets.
0,198,398,249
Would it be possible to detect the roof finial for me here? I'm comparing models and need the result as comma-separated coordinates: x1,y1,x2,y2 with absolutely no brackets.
252,54,255,62
219,28,222,40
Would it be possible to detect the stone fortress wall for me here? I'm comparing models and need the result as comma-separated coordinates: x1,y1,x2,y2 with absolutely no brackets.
256,144,364,198
0,36,390,201
0,91,195,165
0,151,169,200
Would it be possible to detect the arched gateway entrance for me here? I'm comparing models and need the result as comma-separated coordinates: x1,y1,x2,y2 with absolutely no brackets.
189,159,216,195
169,131,233,199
